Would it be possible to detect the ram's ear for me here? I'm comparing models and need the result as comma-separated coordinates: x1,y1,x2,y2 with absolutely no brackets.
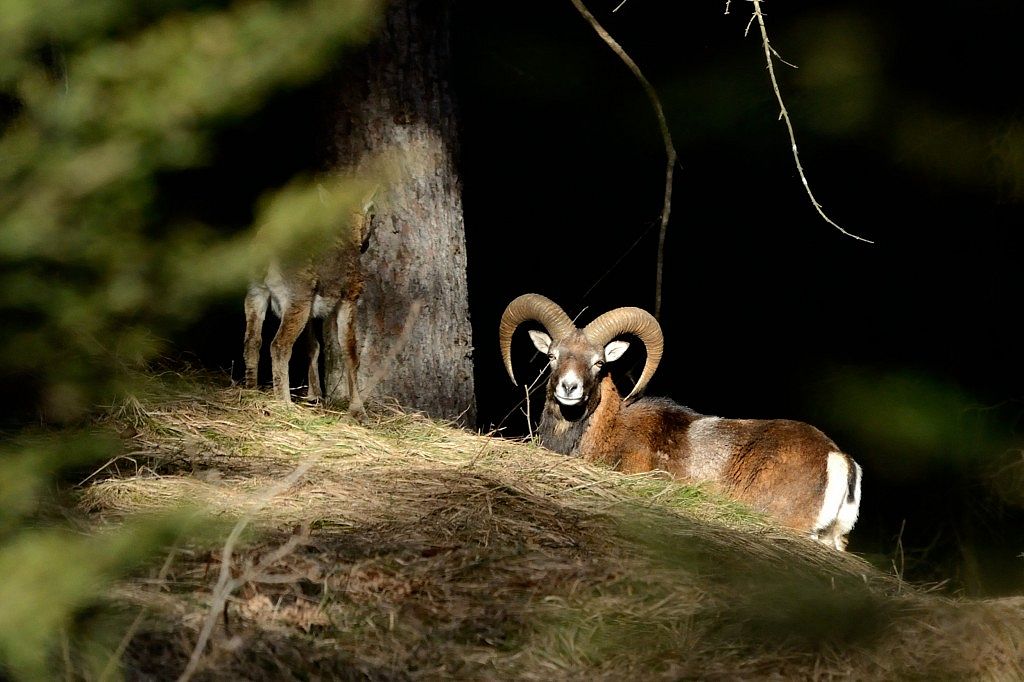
528,330,552,354
604,340,630,363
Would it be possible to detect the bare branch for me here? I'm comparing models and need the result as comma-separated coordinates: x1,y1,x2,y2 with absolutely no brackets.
749,0,873,244
569,0,678,319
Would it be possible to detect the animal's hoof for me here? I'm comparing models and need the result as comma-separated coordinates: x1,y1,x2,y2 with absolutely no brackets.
348,400,367,423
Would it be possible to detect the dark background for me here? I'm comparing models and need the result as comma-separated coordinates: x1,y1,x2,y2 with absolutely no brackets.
183,1,1024,595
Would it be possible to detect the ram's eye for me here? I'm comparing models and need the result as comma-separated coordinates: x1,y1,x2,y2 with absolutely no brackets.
547,353,555,361
594,360,605,369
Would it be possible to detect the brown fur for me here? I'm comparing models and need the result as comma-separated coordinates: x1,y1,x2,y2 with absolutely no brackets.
535,342,857,539
243,209,369,414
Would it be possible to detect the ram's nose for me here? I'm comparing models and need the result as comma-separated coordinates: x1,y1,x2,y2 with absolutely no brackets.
554,373,585,405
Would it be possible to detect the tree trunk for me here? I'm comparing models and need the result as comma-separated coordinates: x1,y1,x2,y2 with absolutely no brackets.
325,0,476,426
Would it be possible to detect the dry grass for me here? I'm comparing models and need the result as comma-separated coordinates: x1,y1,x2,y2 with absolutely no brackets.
81,373,1024,680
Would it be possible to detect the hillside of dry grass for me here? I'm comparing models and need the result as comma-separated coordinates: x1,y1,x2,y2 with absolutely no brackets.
80,374,1024,679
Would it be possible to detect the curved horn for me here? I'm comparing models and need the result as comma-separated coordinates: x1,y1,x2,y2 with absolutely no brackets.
499,294,576,385
583,307,663,401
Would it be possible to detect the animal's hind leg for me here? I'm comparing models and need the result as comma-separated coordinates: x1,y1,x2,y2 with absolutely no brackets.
336,299,363,417
306,321,322,401
810,523,844,550
243,285,269,389
269,298,312,403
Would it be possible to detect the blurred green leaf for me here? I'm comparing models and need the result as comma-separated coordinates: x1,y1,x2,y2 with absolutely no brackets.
0,0,383,676
0,510,201,678
812,367,1018,478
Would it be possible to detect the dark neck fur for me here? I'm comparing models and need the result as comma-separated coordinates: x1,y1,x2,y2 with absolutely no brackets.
537,387,603,456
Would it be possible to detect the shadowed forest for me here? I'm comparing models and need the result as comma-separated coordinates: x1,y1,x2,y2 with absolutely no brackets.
3,0,1024,678
183,0,1024,594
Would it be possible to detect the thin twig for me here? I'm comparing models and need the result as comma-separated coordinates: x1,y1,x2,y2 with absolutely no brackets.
580,217,660,303
523,385,534,440
78,451,151,486
748,0,873,243
497,363,550,432
244,523,311,578
569,0,678,319
178,462,312,682
893,518,907,593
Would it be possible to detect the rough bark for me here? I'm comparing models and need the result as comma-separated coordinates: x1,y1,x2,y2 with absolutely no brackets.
325,0,476,425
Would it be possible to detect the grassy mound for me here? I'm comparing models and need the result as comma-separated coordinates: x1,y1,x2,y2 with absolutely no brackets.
81,374,1024,679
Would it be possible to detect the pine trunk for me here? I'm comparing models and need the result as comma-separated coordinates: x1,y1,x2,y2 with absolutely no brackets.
325,0,476,425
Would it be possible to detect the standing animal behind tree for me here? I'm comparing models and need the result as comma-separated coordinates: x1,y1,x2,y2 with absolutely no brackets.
243,190,376,415
499,293,862,550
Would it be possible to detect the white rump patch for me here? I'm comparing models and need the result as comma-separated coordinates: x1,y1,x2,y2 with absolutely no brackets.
312,295,334,319
836,461,862,536
811,450,860,548
264,262,290,318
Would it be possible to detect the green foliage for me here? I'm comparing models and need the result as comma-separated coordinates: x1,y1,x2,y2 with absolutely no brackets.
812,367,1016,478
0,512,198,677
0,0,380,422
808,366,1024,593
0,431,118,536
0,0,381,676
